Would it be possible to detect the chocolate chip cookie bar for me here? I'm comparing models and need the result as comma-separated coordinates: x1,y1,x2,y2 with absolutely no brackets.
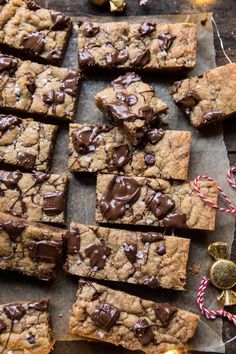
69,281,199,353
0,170,68,224
96,174,218,230
69,123,191,180
0,300,53,353
0,0,72,65
0,114,57,171
170,63,236,127
0,54,81,121
65,223,190,290
0,212,66,281
95,73,168,145
78,21,197,71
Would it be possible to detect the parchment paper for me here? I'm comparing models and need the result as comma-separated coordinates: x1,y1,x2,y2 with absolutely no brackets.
0,13,235,354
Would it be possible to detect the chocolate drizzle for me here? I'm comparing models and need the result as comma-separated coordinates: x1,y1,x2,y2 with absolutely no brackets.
3,304,26,321
33,171,50,185
163,212,188,229
105,49,129,66
133,318,154,346
0,55,18,73
145,128,165,144
85,244,111,269
112,72,141,88
60,70,80,97
43,90,65,114
72,125,112,154
91,303,120,330
17,152,36,169
130,49,151,67
0,115,20,133
139,22,156,36
158,32,176,52
123,243,137,264
43,191,64,216
67,226,80,255
146,191,175,219
154,303,177,327
100,176,141,220
50,11,70,30
21,32,45,54
29,240,60,263
141,232,164,243
175,90,200,115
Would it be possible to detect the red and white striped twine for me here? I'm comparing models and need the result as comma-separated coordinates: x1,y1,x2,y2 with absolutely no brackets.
193,167,236,215
197,277,236,326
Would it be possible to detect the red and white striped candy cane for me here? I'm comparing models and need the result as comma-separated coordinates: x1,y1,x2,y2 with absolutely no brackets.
197,277,236,326
193,166,236,214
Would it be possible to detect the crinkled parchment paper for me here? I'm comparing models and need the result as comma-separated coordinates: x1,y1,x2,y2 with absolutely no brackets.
0,12,235,354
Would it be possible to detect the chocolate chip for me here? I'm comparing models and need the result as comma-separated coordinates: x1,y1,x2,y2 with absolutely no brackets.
43,90,65,114
27,79,36,95
28,300,49,312
67,226,80,255
0,115,20,132
37,268,55,281
78,49,95,67
0,219,26,242
27,333,36,344
203,110,224,123
142,276,159,288
154,303,177,327
50,11,70,30
201,18,208,26
91,303,120,330
72,125,112,155
3,304,26,321
110,144,131,168
17,152,36,169
116,92,138,106
123,243,137,264
43,191,64,216
112,72,141,88
155,244,166,256
85,244,111,269
141,232,164,243
130,49,151,67
21,32,45,54
163,212,188,229
83,22,100,37
158,32,176,52
175,90,200,115
144,153,155,166
0,171,22,189
0,55,18,73
100,176,141,220
146,191,175,219
133,318,154,346
33,171,50,184
145,128,165,144
105,49,129,66
60,70,80,97
0,319,7,334
29,240,60,263
139,22,156,36
24,0,40,10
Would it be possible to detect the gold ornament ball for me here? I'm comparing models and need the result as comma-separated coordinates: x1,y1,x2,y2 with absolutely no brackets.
90,0,107,6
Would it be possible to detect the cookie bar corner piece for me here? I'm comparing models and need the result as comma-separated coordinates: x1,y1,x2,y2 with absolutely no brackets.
95,72,168,145
0,299,54,354
170,63,236,127
69,281,199,353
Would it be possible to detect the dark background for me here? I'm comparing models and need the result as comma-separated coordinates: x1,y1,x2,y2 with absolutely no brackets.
37,0,235,353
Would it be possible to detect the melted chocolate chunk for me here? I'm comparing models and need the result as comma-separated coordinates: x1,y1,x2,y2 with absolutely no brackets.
43,90,65,114
17,152,36,169
67,226,80,255
146,191,175,219
144,153,155,166
33,171,50,184
141,232,164,243
0,55,18,73
83,22,100,37
78,49,95,67
175,91,200,115
0,219,26,242
203,110,224,123
105,49,129,66
85,244,111,269
0,171,22,189
158,32,176,52
133,318,154,346
107,101,136,122
37,268,54,281
142,276,159,288
163,212,188,229
110,145,131,169
138,106,154,123
29,240,60,263
28,300,49,312
42,191,64,216
24,0,40,10
60,70,80,97
100,176,141,220
3,304,26,321
154,303,177,327
116,92,138,106
27,79,36,95
47,49,62,60
155,243,166,256
21,32,45,54
123,243,137,264
0,115,20,132
27,333,36,344
72,125,112,154
0,319,7,334
112,72,141,88
51,11,70,30
139,22,156,36
145,128,165,144
91,303,120,330
130,49,151,67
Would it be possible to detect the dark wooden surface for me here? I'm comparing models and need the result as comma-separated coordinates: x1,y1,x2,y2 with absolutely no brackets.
40,0,236,352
